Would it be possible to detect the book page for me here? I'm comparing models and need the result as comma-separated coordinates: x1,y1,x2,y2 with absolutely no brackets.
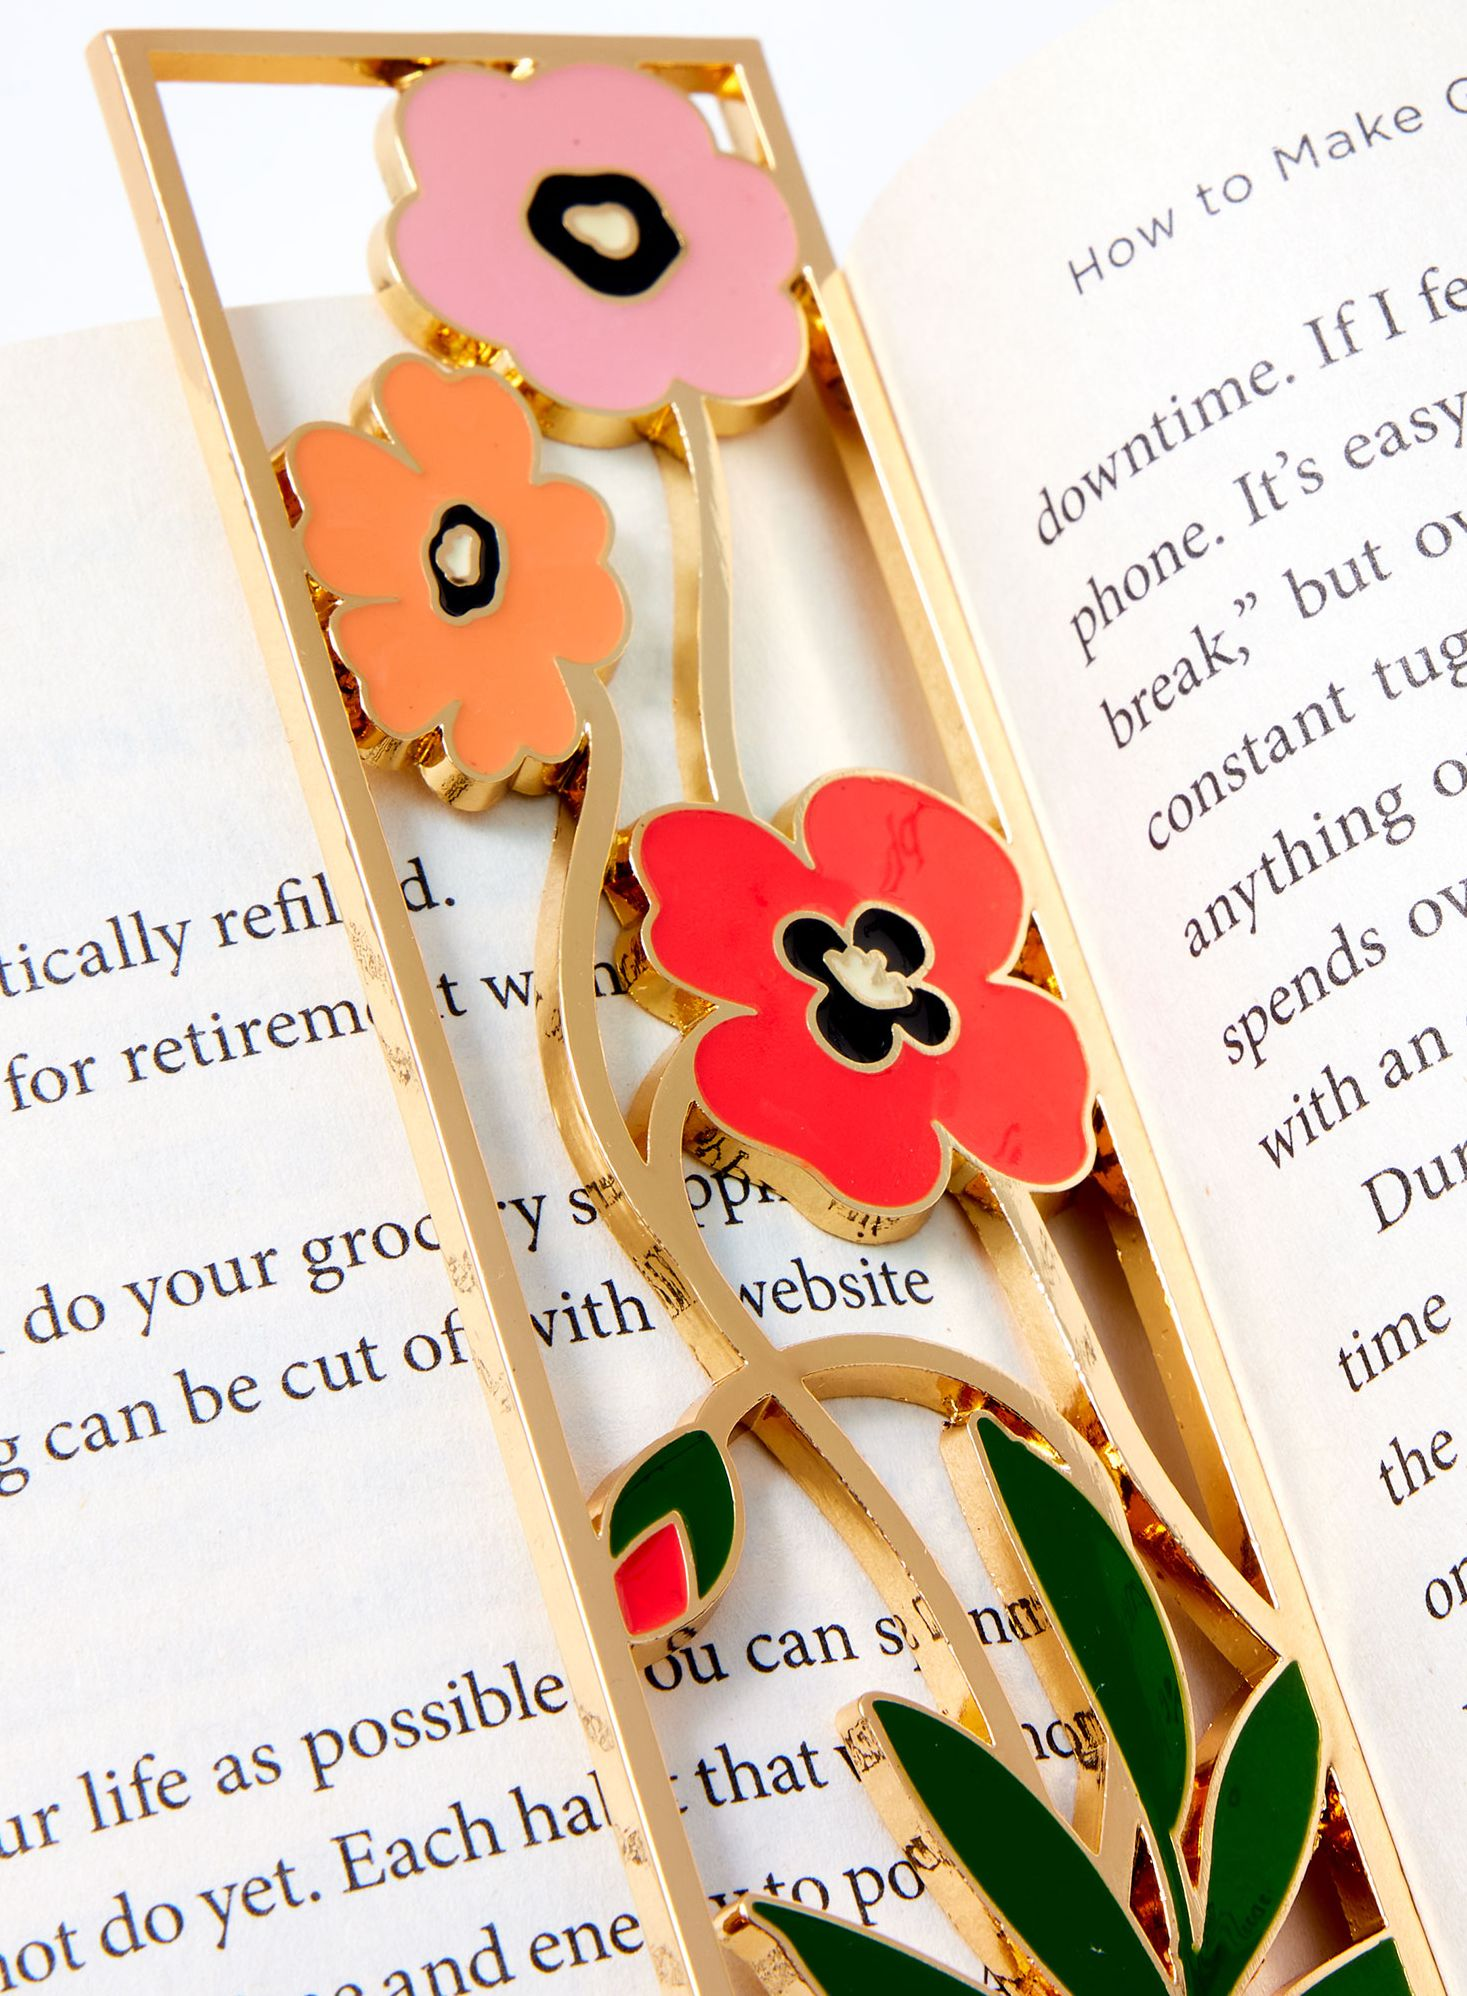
849,0,1467,1974
0,297,1107,1988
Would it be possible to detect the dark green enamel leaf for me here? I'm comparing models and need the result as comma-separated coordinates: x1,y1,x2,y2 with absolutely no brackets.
1297,1938,1411,1996
1194,1662,1322,1996
978,1417,1190,1841
606,1429,734,1593
748,1899,984,1995
872,1697,1169,1996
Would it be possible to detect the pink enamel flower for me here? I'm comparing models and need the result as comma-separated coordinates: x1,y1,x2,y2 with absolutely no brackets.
378,64,808,425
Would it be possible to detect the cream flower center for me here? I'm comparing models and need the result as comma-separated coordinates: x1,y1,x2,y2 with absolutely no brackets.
436,519,489,586
822,941,916,1012
780,906,956,1071
427,502,506,622
526,171,682,300
563,202,640,260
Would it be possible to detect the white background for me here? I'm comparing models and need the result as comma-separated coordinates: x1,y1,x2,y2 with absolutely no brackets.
6,0,1106,345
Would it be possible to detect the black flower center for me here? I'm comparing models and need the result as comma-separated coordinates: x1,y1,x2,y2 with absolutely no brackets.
428,502,503,620
526,170,682,299
779,907,955,1068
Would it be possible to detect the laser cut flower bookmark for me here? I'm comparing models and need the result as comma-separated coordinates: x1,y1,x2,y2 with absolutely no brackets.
92,32,1438,1996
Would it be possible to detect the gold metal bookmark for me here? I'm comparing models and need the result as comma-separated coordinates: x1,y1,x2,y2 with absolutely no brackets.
91,33,1442,1996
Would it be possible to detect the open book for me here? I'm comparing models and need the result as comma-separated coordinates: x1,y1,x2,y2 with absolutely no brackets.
5,1,1462,1989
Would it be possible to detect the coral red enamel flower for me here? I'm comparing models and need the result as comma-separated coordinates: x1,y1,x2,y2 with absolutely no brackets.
378,64,807,426
633,775,1093,1221
284,355,627,791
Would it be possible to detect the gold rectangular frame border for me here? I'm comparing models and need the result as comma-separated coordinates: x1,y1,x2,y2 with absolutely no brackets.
87,30,1443,1996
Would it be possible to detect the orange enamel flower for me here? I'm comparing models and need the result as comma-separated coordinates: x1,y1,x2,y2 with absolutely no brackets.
284,354,628,790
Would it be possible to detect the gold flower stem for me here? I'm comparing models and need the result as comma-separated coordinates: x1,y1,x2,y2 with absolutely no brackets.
632,374,1277,1920
562,344,1270,1953
973,1178,1282,1676
633,383,1202,1910
539,682,1060,1829
539,675,752,1381
537,677,659,1201
542,511,1149,1901
652,350,1252,1661
657,388,751,817
634,365,1237,1922
628,1048,1064,1818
